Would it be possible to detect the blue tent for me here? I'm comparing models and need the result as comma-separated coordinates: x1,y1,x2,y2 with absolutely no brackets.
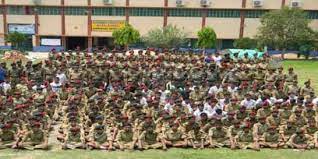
227,49,265,59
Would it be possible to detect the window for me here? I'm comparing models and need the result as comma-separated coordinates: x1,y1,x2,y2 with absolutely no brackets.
92,7,125,16
65,7,87,15
207,10,240,18
130,8,163,16
307,11,318,19
37,7,60,15
169,9,201,17
245,10,268,18
7,6,34,15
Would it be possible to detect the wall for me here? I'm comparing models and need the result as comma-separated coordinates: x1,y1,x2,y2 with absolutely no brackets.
130,0,164,7
6,0,33,5
41,0,61,6
168,0,242,8
64,0,87,6
0,15,4,46
38,15,61,35
65,16,88,36
7,15,34,24
310,20,318,31
91,0,126,6
243,18,261,38
168,17,201,38
91,16,125,37
130,16,163,35
206,18,240,39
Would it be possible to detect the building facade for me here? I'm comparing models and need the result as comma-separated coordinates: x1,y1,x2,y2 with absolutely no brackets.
0,0,318,50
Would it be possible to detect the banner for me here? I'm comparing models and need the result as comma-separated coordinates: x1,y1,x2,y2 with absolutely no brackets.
92,20,125,32
41,38,61,46
8,24,35,34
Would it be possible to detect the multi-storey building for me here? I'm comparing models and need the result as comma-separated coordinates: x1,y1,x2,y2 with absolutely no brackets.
0,0,317,51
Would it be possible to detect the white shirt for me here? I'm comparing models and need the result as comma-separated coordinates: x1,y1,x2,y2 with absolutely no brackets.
212,56,222,66
140,97,148,107
193,108,209,121
203,102,216,118
227,86,238,94
0,82,11,95
240,99,256,109
312,98,318,106
208,86,222,95
56,73,67,84
164,103,174,114
50,82,62,93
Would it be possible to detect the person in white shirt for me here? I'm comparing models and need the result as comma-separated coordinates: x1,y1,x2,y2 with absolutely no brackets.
240,93,256,109
193,103,209,121
212,52,222,67
203,98,219,118
0,79,11,95
56,69,67,84
227,83,238,96
50,77,62,93
208,83,222,96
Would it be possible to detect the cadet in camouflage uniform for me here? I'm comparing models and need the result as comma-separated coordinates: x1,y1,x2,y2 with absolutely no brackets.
234,123,259,150
287,128,313,149
208,119,230,148
87,124,113,150
259,126,284,148
115,123,137,150
17,122,48,150
0,123,18,149
163,123,187,148
138,123,165,150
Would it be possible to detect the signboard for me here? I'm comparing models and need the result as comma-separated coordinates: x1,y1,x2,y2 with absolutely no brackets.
8,24,35,34
92,20,125,32
41,38,61,46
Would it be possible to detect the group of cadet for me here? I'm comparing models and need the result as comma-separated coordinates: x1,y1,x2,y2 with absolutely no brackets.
0,49,317,151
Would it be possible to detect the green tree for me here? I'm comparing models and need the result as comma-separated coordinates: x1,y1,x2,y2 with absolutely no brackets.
256,7,316,59
143,24,188,49
196,27,217,51
5,32,27,51
112,23,140,49
234,37,257,49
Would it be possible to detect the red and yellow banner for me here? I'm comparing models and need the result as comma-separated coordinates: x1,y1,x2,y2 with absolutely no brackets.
92,20,125,32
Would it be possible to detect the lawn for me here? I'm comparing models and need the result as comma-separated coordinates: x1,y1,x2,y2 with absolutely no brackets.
0,60,318,159
283,60,318,93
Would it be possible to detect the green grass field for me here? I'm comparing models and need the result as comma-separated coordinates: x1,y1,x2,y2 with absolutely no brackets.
0,60,318,159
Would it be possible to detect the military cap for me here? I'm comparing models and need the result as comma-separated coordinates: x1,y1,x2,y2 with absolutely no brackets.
268,126,277,130
31,122,41,128
241,122,251,129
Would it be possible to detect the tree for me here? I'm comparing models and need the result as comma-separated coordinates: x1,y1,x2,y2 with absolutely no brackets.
142,24,188,49
256,7,316,59
112,23,140,49
234,37,257,49
196,27,217,51
5,32,27,50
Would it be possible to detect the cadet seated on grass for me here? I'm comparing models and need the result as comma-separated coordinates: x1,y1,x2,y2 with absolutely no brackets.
114,124,137,151
163,123,188,148
16,122,48,150
0,123,18,149
138,124,166,150
87,125,113,150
